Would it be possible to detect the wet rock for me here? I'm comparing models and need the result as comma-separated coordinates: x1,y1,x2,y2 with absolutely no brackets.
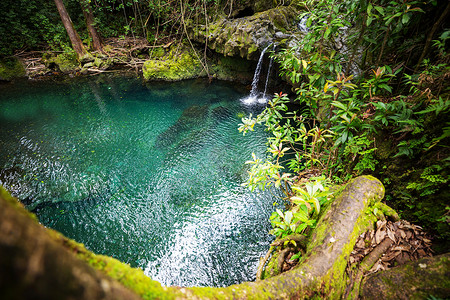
43,52,80,74
188,6,299,60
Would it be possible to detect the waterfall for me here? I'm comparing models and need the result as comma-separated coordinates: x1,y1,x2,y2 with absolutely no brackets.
298,14,309,32
242,44,271,105
263,45,276,98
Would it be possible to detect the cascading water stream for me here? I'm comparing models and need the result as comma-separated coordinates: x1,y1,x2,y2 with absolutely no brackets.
263,45,276,98
242,44,271,105
298,14,310,32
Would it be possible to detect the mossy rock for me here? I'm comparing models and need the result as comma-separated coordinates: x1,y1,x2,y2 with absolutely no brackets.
212,55,255,82
44,52,80,73
0,57,26,81
362,253,450,299
188,6,299,60
149,47,165,59
143,47,202,81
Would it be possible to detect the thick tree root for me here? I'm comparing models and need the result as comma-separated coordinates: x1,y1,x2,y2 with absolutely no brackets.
0,187,142,300
256,246,274,281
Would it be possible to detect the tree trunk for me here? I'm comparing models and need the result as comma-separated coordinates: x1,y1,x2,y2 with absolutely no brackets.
80,0,103,53
415,1,450,71
54,0,87,58
0,187,140,300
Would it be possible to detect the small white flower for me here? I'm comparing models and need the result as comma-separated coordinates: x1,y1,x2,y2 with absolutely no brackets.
329,237,336,243
418,263,427,269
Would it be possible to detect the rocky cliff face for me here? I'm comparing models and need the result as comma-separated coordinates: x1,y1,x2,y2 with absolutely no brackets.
188,5,301,60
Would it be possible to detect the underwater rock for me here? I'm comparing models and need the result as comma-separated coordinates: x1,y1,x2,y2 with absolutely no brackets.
155,105,209,149
211,106,233,123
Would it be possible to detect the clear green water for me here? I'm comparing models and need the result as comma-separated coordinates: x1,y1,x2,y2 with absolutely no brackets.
0,75,276,287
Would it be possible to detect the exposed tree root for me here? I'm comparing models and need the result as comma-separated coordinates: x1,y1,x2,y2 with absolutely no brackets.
256,234,307,280
345,237,394,299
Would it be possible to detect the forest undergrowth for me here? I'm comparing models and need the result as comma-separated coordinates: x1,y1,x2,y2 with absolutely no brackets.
238,0,449,269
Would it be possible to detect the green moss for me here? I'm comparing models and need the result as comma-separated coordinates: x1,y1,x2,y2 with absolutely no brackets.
45,52,80,73
261,250,281,279
0,57,26,81
211,55,255,82
260,176,385,298
0,186,37,222
47,228,179,300
93,57,103,68
373,202,400,221
143,46,202,81
187,6,299,60
361,253,450,299
149,47,165,59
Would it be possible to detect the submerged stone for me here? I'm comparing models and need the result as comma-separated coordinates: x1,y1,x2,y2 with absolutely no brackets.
155,105,209,149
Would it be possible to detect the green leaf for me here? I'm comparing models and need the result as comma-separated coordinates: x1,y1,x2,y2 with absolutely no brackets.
301,59,308,70
290,252,301,261
374,6,384,15
402,13,410,24
312,198,320,214
380,84,392,93
332,101,347,111
367,3,373,15
285,211,293,224
276,209,284,219
290,224,297,232
341,130,348,143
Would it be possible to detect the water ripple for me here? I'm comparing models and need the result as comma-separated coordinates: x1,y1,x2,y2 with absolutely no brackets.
0,77,277,287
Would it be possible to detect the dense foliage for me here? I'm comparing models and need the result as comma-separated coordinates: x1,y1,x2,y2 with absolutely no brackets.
0,0,229,56
240,0,449,251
